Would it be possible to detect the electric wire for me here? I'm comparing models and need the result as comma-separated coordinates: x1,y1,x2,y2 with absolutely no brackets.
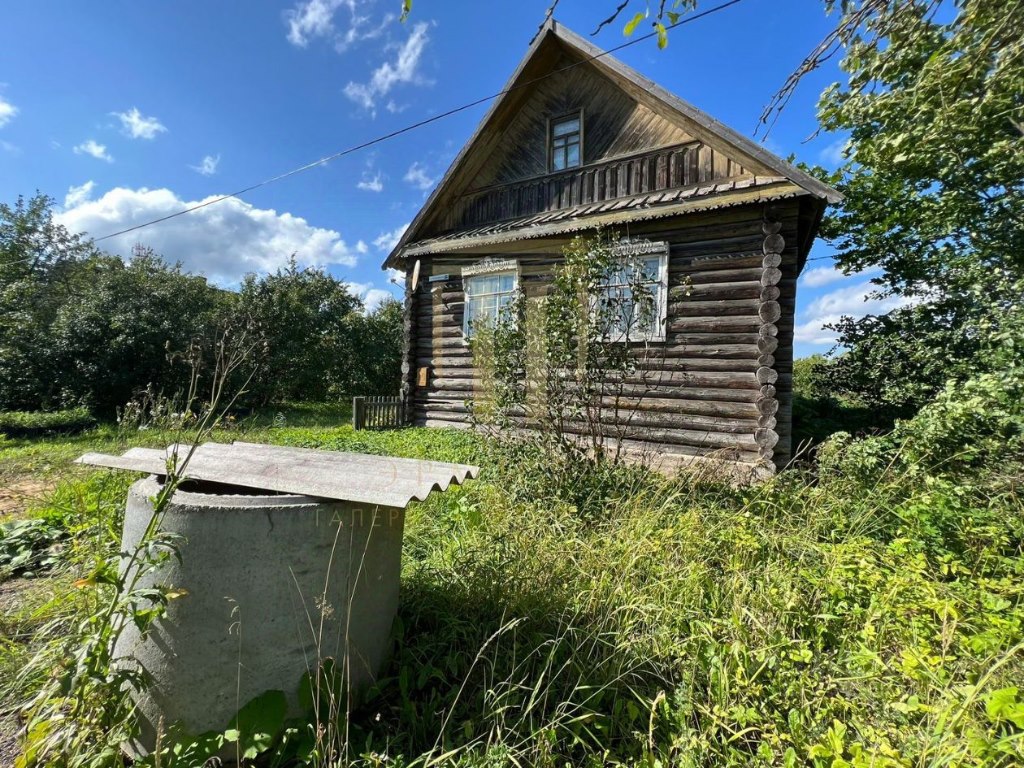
90,0,746,244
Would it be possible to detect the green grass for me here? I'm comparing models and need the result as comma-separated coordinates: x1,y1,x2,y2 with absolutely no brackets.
2,394,1023,766
0,409,96,440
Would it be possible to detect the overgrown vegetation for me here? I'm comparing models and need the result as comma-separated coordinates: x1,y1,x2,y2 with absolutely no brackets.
2,359,1022,766
0,195,403,416
3,272,1022,765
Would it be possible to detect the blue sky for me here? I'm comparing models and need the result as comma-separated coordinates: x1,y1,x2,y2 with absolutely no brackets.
0,0,898,358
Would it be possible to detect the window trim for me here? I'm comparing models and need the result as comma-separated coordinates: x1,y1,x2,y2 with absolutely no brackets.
547,109,584,173
461,261,520,342
596,242,670,344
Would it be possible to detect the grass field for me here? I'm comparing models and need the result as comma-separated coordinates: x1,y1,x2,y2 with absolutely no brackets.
1,398,1022,767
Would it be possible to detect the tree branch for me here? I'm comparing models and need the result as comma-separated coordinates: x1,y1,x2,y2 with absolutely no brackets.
591,0,631,36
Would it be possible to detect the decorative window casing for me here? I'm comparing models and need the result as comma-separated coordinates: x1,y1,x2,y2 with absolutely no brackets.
549,112,582,171
595,241,669,342
462,259,519,340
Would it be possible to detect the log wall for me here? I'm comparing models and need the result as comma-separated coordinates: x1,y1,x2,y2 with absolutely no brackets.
401,200,804,474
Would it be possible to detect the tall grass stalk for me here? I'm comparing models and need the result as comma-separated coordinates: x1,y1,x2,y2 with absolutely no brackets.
15,328,257,767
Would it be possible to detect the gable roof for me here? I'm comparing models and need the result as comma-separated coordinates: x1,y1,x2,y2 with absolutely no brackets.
383,19,840,269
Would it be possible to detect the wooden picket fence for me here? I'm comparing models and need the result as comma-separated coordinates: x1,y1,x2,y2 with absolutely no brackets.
352,396,405,431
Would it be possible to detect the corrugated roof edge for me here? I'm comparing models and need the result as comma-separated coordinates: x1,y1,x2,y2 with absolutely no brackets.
75,442,480,507
382,18,841,270
402,179,802,256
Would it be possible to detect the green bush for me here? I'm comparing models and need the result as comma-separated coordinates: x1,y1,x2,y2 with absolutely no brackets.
0,408,95,438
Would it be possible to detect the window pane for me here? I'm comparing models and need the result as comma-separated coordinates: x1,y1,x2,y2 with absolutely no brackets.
566,142,580,167
464,272,517,338
640,256,660,282
552,151,566,171
552,117,580,137
594,255,666,341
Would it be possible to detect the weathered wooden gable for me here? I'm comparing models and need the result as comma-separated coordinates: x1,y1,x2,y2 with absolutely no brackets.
476,49,696,187
405,26,806,242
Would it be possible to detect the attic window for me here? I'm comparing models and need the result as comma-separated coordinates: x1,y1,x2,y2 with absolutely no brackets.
549,113,582,171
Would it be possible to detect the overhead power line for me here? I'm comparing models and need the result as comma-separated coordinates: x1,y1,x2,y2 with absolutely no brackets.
92,0,745,244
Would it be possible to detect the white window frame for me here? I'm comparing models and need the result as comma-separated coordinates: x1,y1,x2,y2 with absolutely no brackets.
596,241,669,343
461,259,520,342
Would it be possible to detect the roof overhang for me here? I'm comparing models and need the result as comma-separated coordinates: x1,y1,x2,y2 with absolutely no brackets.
401,179,804,257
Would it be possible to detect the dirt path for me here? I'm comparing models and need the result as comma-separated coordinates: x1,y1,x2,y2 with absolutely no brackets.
0,476,57,762
0,476,55,521
0,577,33,765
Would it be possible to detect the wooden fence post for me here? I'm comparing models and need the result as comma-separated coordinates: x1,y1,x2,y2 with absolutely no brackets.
352,396,364,430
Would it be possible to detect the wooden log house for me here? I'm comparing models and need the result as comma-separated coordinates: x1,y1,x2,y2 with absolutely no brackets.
382,20,841,477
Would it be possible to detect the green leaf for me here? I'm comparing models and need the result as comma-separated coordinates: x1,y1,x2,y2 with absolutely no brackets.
986,687,1024,726
228,689,287,759
655,22,669,49
624,12,647,36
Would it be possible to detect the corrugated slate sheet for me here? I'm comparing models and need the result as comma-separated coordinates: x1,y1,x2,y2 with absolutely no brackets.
76,441,479,508
402,176,793,256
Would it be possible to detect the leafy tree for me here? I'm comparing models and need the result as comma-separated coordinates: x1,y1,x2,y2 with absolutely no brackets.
2,194,403,414
344,297,403,397
47,249,228,413
813,0,1024,408
236,258,365,404
0,194,99,409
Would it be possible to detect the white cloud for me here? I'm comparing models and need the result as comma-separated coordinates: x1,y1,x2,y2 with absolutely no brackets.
191,154,220,176
363,288,394,311
113,107,167,140
801,265,845,288
795,279,913,346
357,170,383,192
356,239,369,254
0,140,17,154
57,186,360,286
63,180,95,209
804,281,890,318
793,315,844,347
74,139,114,162
373,223,409,252
285,0,347,46
346,281,395,312
285,0,392,51
802,263,882,288
387,267,405,286
0,94,17,128
818,136,849,167
343,22,430,112
403,161,434,191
